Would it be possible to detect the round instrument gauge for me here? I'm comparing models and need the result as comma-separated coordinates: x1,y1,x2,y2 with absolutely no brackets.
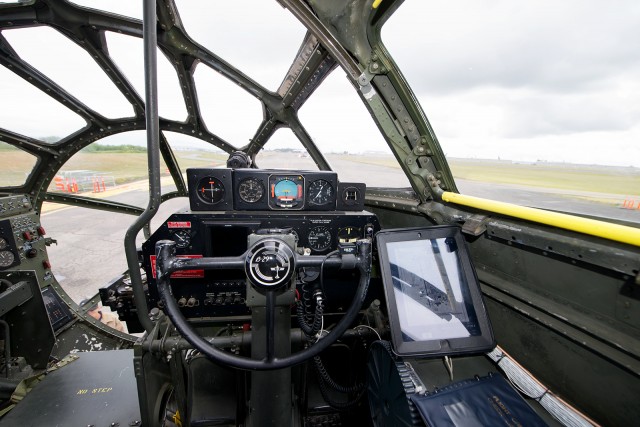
270,175,304,209
308,179,334,206
173,230,191,248
308,226,332,252
337,226,361,244
238,178,264,203
196,176,225,204
0,250,15,268
0,238,6,250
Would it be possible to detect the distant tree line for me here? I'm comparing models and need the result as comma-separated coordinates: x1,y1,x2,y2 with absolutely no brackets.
3,138,146,154
82,144,146,153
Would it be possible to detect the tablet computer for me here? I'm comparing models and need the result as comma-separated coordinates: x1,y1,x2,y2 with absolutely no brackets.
376,226,495,357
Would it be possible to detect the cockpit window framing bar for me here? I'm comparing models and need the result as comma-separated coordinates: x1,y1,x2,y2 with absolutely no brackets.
0,1,324,207
0,0,455,212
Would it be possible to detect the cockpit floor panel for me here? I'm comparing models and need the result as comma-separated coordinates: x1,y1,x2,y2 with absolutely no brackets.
0,350,140,427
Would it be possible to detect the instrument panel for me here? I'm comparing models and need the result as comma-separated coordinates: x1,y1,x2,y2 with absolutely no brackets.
142,210,380,318
154,168,374,318
188,168,358,212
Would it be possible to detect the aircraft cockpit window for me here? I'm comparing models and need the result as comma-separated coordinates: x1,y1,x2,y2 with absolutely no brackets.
45,133,171,208
105,32,188,122
176,0,307,90
3,27,134,119
298,72,412,188
254,128,319,171
0,0,34,5
0,66,86,143
163,132,228,190
382,1,640,223
67,0,142,19
193,64,264,147
0,142,38,187
41,203,144,330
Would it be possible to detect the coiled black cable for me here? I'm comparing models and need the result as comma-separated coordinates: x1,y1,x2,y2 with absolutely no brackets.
295,250,367,408
316,367,367,410
313,355,363,394
300,281,315,324
296,298,323,337
297,288,365,406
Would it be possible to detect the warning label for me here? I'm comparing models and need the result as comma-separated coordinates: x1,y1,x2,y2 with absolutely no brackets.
167,221,191,229
150,254,204,279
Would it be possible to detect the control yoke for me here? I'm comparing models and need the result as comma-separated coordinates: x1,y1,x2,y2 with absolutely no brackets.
155,237,371,371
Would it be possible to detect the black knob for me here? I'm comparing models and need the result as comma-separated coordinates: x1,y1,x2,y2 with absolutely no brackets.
226,151,251,168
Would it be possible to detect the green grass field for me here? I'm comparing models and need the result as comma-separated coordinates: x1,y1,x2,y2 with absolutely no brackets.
328,154,640,197
448,158,640,196
53,149,227,186
0,147,38,186
2,144,638,199
0,146,226,188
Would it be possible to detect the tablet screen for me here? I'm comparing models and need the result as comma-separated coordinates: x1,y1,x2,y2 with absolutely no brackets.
377,226,494,356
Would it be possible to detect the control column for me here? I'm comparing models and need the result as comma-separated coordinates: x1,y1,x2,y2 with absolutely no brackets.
245,232,297,427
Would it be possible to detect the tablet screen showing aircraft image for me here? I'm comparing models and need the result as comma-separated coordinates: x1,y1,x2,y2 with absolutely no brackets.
377,226,495,357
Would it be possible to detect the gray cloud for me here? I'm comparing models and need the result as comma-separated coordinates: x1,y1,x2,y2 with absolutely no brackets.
501,94,640,138
2,0,638,166
384,0,640,95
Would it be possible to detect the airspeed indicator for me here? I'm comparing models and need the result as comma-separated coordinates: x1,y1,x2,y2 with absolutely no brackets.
238,177,264,203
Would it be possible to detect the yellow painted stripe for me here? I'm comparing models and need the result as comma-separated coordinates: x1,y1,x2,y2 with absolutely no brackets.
441,191,640,247
372,0,383,9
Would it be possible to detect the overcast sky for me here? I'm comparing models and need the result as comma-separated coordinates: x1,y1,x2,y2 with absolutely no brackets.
0,0,638,166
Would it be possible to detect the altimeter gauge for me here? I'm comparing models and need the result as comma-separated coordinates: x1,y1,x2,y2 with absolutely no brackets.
308,226,332,252
238,177,265,203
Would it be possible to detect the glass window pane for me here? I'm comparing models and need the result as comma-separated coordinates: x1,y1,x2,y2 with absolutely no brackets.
164,132,227,171
193,64,263,147
3,27,134,119
105,32,188,122
0,66,86,143
298,72,411,187
42,197,188,303
383,1,640,222
255,128,318,171
41,203,141,302
0,142,38,187
176,0,306,90
163,131,227,195
47,131,170,208
67,0,141,19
